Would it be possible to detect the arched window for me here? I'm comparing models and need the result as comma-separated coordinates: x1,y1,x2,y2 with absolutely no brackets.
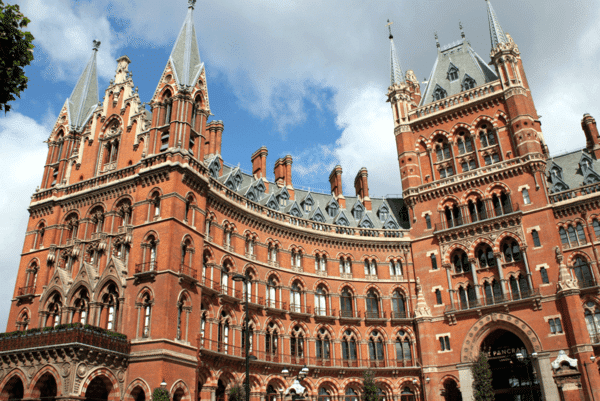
315,286,328,316
185,197,193,222
72,288,89,325
16,310,29,331
345,388,359,401
290,325,305,360
479,124,496,147
502,240,521,262
584,302,600,343
364,259,377,276
241,320,254,354
64,214,79,241
266,386,277,401
339,257,352,275
217,312,229,352
318,387,331,401
35,223,45,249
266,277,277,308
342,330,358,364
164,92,172,124
101,284,119,330
453,250,470,274
492,192,511,216
246,236,254,256
23,262,38,295
483,280,502,305
47,293,62,327
268,243,278,263
400,387,416,401
456,133,473,155
444,204,462,228
366,290,380,318
509,274,531,300
291,282,302,313
141,293,151,338
477,245,496,269
316,328,331,361
292,249,302,269
340,288,354,318
395,330,412,366
468,199,487,222
389,259,402,276
221,263,231,296
265,322,279,360
573,257,594,288
89,207,104,234
458,284,477,310
151,193,161,218
315,254,327,272
148,237,157,270
435,140,451,161
392,290,407,318
368,330,385,362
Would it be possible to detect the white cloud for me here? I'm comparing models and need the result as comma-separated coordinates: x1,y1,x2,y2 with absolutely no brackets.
0,112,50,329
17,0,119,81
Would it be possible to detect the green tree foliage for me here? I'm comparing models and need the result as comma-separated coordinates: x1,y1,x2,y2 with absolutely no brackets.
0,0,34,113
472,353,495,401
228,381,246,401
152,388,170,401
361,370,379,401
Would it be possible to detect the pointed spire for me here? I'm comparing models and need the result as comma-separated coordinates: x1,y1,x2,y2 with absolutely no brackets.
169,0,203,90
387,20,404,86
485,0,509,48
67,40,100,133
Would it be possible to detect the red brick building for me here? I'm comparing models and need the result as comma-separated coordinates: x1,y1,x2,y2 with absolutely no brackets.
2,1,600,401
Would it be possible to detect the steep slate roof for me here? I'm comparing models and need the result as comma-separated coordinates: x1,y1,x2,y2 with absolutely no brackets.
215,161,410,230
420,39,498,106
67,42,100,132
546,150,600,193
169,1,204,89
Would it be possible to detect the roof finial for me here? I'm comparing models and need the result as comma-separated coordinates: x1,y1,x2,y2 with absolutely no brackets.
188,0,196,9
386,19,393,39
459,21,465,39
92,40,101,51
435,32,440,49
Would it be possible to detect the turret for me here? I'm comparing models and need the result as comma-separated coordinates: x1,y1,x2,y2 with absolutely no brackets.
385,21,421,190
486,0,545,157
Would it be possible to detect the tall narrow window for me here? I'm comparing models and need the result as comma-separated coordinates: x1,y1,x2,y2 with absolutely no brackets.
291,283,302,312
368,331,385,361
425,214,432,229
532,230,541,247
290,326,305,359
522,189,531,204
389,260,402,276
341,289,353,318
435,289,443,305
593,219,600,239
540,267,549,284
142,295,151,338
366,290,380,318
316,328,331,360
267,278,276,308
430,254,438,270
315,287,327,316
392,290,406,318
342,330,357,362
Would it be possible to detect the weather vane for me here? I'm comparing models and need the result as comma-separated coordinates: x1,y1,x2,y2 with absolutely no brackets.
92,40,101,51
386,19,394,39
188,0,196,8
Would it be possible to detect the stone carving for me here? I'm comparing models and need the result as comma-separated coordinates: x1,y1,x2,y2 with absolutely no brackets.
62,362,71,377
77,362,88,378
414,278,432,318
552,350,578,370
556,247,578,291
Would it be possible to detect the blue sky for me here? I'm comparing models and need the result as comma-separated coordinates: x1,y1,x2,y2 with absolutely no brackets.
1,0,599,329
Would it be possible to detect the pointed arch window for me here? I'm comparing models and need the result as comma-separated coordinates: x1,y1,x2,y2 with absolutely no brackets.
291,282,302,313
345,388,359,401
342,330,358,363
584,302,600,343
316,328,331,361
492,192,512,216
221,263,230,295
457,133,473,155
484,280,502,305
217,312,230,352
46,293,62,327
509,274,531,300
458,284,477,310
340,288,354,318
389,259,403,276
573,257,594,288
447,64,459,81
392,290,407,318
395,330,413,365
73,289,89,325
318,388,331,401
339,256,352,275
400,387,416,401
240,321,254,354
364,259,377,276
315,286,328,316
433,85,447,101
462,74,477,90
479,124,496,147
468,199,487,222
452,251,470,274
265,322,279,360
266,277,277,308
290,325,305,359
368,330,385,361
291,249,302,269
366,290,380,318
477,245,496,268
142,294,152,338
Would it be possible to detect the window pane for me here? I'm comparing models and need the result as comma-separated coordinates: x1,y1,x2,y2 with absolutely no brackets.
540,268,549,284
532,230,541,247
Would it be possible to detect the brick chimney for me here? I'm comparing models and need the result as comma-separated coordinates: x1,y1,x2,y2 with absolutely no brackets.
205,121,224,156
329,165,345,208
354,167,371,210
274,155,294,198
582,114,600,158
251,146,268,179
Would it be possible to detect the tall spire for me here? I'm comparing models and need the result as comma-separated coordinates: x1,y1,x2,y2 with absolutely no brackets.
67,40,100,133
485,0,508,48
169,0,203,90
387,20,404,86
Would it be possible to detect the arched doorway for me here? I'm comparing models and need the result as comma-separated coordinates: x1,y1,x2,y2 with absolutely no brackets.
2,376,24,401
442,380,462,401
35,373,57,401
480,329,541,400
215,380,226,401
131,386,146,401
85,377,111,401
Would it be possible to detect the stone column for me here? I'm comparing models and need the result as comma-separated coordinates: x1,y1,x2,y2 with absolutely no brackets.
533,352,560,401
521,248,534,290
457,363,474,401
494,253,507,296
468,259,481,303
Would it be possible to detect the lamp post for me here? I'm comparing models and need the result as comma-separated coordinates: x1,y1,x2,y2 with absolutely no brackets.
233,274,252,401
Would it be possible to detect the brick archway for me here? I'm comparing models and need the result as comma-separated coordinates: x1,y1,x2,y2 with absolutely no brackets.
79,368,120,401
460,312,542,363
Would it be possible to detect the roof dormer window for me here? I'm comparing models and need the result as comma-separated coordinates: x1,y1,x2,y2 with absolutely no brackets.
447,64,459,82
462,74,476,90
433,85,447,101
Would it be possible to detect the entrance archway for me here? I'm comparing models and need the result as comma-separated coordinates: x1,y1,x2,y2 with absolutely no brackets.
442,380,462,401
480,329,541,401
215,380,226,401
35,372,57,401
2,375,24,401
85,377,111,401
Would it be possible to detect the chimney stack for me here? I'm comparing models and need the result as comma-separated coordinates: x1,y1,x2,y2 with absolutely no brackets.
354,167,371,210
205,120,224,156
329,165,345,208
582,114,600,158
251,146,268,180
274,155,294,198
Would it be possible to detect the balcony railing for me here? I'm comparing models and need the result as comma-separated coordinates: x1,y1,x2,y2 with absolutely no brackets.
365,311,387,320
199,338,416,369
314,308,337,319
265,299,287,311
434,202,520,232
339,310,362,320
0,324,130,354
579,279,597,289
18,286,35,297
289,304,311,315
179,264,197,281
135,261,157,274
391,311,408,319
446,289,540,313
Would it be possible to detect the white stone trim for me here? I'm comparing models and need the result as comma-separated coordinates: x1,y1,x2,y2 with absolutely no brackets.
518,184,531,192
535,263,549,271
527,226,541,233
426,250,439,257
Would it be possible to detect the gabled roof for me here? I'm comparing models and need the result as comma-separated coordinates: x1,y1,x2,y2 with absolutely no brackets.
169,1,204,89
334,211,350,226
309,206,326,223
420,39,498,106
67,41,100,132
